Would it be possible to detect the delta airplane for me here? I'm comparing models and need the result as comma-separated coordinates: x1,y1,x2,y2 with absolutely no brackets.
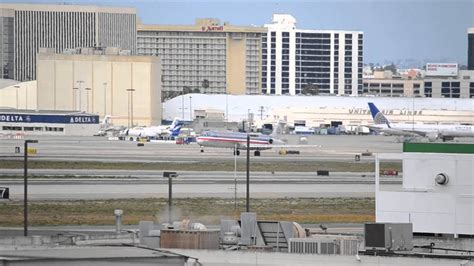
367,102,474,141
122,118,183,141
196,123,320,156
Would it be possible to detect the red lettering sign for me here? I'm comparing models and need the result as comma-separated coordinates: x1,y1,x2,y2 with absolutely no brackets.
201,25,224,32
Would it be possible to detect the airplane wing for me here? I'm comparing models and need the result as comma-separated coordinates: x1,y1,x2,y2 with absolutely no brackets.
399,129,428,137
245,144,321,149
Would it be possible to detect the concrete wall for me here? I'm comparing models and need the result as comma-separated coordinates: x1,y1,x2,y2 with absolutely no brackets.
36,53,162,126
226,33,246,95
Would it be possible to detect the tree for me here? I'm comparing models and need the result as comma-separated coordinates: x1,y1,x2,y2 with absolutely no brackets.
202,79,210,89
383,63,397,74
302,83,319,95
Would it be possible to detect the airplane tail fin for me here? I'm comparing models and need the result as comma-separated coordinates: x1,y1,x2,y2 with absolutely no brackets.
170,117,184,129
170,125,182,137
368,102,391,127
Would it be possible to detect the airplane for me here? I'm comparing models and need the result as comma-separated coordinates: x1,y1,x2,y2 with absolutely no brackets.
122,118,183,141
95,115,126,136
196,122,319,156
367,102,474,142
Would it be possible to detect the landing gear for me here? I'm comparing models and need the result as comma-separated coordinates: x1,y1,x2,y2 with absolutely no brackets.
254,150,261,156
233,149,240,156
200,146,204,153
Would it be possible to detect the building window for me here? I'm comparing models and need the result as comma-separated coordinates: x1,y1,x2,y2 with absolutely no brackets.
424,82,432,97
470,82,474,98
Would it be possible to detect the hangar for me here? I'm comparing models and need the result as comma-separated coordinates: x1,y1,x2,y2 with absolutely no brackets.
0,109,99,136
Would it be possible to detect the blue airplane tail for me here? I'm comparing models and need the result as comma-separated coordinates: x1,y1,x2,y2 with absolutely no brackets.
368,102,391,127
170,125,182,137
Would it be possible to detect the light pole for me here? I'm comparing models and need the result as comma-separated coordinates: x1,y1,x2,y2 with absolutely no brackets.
126,89,135,127
189,96,192,120
85,88,92,113
181,89,185,120
25,76,30,109
24,139,38,236
226,93,228,122
163,172,178,224
14,85,20,109
103,82,107,116
72,87,79,111
76,80,84,111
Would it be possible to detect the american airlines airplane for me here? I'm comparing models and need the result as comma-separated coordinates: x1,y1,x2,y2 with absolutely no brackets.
123,118,183,141
367,102,474,141
196,122,320,156
196,131,286,156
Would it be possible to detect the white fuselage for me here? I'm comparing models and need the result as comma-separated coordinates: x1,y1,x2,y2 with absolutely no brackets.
196,131,278,150
372,123,474,138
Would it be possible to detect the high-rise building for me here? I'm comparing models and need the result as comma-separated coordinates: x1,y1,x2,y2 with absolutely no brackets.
468,28,474,70
0,3,137,81
261,14,363,96
137,18,266,95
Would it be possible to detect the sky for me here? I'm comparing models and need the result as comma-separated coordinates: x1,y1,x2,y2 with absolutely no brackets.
6,0,474,66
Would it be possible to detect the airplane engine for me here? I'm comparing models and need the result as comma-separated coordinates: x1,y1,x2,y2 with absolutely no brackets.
268,138,273,144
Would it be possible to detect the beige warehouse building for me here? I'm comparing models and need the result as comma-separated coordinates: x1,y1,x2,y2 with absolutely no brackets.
36,49,161,126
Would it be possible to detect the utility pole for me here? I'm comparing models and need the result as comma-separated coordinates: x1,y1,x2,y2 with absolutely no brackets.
259,106,265,120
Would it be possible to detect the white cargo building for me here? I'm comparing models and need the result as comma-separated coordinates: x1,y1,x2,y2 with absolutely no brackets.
164,94,474,128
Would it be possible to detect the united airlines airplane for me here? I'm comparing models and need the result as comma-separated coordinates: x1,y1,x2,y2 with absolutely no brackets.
367,102,474,141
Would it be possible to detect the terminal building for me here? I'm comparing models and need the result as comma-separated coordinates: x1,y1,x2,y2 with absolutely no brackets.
262,14,363,96
0,109,99,136
0,3,137,81
137,18,266,95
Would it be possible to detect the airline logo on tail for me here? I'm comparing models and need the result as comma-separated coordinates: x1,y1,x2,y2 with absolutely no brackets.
169,120,183,137
368,102,391,127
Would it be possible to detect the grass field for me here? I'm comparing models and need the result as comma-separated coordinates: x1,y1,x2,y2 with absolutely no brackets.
0,198,374,226
0,160,401,173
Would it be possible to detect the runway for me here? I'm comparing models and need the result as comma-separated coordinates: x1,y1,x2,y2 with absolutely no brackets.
0,134,404,200
4,180,399,200
0,134,402,163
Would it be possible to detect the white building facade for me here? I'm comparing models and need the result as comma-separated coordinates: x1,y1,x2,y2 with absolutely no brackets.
261,14,363,96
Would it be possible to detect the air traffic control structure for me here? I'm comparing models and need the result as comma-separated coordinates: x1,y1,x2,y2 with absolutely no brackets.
375,143,474,237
